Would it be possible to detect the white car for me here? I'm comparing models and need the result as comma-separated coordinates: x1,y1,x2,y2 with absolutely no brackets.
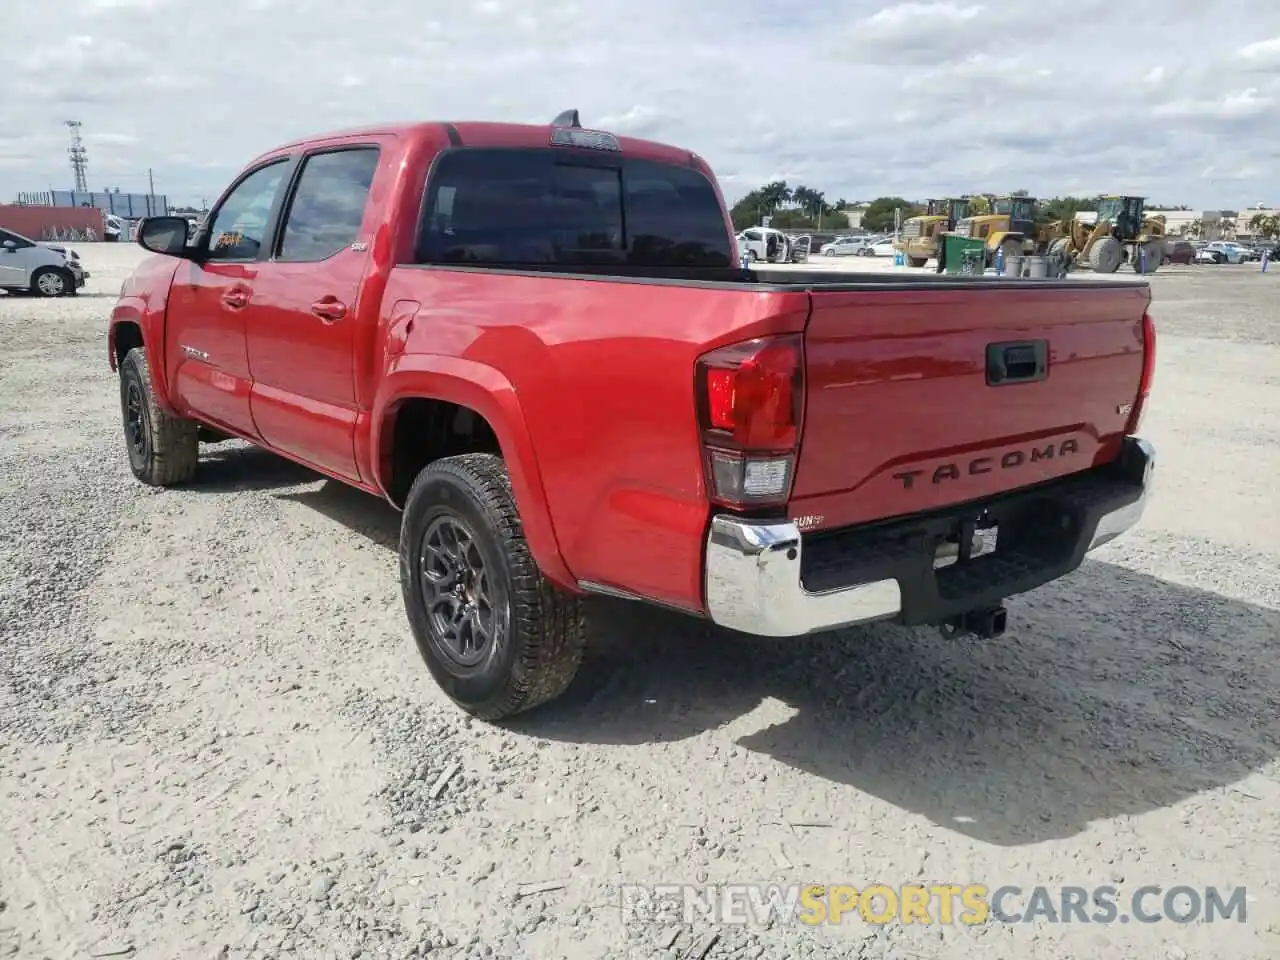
818,235,868,257
0,227,89,296
1200,241,1248,264
858,237,898,257
736,226,805,263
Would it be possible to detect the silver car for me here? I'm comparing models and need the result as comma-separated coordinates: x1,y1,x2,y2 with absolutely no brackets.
0,227,88,296
819,235,869,257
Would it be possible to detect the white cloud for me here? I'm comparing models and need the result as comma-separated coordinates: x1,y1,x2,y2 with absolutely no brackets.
1239,35,1280,64
0,0,1278,208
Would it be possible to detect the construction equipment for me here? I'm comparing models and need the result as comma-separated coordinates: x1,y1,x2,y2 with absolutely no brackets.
950,195,1038,269
1042,196,1166,274
896,197,970,267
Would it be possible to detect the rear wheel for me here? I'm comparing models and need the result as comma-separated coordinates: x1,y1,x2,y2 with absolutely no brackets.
400,453,587,721
119,347,199,485
1089,237,1123,273
1133,241,1161,274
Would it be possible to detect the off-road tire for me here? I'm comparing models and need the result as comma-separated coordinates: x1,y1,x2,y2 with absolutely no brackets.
31,266,71,298
119,347,199,485
1089,237,1123,273
400,453,587,721
907,255,928,268
1133,241,1161,274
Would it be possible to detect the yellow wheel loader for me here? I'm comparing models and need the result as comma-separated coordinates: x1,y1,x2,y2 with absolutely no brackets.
950,195,1037,269
896,197,970,267
1044,196,1167,274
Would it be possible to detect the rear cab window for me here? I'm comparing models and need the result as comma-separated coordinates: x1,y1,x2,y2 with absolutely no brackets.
416,148,732,269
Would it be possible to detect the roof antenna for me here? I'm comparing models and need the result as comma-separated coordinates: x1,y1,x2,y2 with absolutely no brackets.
551,109,581,128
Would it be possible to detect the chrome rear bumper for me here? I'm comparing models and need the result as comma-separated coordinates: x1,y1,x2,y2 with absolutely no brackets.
704,437,1155,638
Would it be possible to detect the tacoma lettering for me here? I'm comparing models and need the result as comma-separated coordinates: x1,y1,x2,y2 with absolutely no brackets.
893,440,1080,490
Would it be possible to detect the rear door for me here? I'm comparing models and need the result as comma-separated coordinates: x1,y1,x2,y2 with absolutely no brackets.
243,144,382,480
165,158,292,436
789,282,1150,531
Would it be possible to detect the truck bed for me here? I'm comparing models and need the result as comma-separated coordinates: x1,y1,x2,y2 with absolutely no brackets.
401,261,1149,291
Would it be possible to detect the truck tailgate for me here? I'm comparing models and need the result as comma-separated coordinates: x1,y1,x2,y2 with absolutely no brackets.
789,282,1151,531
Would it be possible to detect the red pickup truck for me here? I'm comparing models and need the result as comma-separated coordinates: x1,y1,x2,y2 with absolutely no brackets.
109,111,1156,720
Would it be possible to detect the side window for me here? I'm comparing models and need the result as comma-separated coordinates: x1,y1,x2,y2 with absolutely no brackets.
205,160,289,261
277,148,380,262
978,224,991,238
0,229,34,249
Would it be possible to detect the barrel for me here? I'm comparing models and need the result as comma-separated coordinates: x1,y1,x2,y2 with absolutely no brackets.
1025,255,1049,278
1004,255,1025,278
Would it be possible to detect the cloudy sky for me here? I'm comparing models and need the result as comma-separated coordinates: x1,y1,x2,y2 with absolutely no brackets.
2,0,1277,210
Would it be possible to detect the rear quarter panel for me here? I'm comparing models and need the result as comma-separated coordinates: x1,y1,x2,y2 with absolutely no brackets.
376,267,809,611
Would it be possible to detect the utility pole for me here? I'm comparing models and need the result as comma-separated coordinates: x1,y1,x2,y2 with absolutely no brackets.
66,120,89,193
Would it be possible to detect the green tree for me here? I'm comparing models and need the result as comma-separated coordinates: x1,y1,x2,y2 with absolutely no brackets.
729,182,849,231
791,186,825,217
1037,195,1102,225
862,196,922,233
1249,213,1280,239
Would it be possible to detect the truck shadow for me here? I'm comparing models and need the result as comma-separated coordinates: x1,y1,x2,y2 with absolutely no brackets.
198,452,1280,848
518,565,1280,847
193,442,322,492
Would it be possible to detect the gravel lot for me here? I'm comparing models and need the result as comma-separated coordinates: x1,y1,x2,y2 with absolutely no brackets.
1,245,1277,960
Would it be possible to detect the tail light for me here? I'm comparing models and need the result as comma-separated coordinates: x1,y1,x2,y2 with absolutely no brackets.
695,334,804,509
1125,311,1156,434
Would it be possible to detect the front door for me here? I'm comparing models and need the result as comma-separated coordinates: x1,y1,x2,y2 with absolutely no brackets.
244,146,381,481
0,229,34,287
164,159,291,437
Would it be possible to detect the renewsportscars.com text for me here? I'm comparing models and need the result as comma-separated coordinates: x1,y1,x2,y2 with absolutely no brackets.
619,883,1248,927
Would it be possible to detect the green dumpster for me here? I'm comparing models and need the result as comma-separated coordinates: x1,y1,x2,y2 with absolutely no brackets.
942,234,988,276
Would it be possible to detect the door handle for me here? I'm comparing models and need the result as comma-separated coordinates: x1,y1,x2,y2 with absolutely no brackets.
310,297,347,322
221,289,249,309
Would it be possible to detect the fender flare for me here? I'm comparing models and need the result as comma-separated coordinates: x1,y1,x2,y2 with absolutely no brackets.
108,298,183,417
371,355,576,590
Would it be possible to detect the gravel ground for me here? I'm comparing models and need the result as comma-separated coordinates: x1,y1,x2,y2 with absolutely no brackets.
1,245,1277,960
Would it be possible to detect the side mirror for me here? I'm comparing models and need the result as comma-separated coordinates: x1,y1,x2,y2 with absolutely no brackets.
137,216,192,257
1,240,15,251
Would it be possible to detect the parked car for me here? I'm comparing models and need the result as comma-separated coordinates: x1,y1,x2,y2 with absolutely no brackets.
1164,240,1195,265
736,226,805,263
858,236,898,257
108,113,1156,720
0,227,89,296
1201,241,1249,264
819,235,868,256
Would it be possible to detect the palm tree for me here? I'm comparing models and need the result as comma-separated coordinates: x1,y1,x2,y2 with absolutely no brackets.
1249,213,1280,240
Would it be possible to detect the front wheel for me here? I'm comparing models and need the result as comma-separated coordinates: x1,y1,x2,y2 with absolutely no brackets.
119,347,199,485
907,255,928,268
31,267,71,297
400,453,587,721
